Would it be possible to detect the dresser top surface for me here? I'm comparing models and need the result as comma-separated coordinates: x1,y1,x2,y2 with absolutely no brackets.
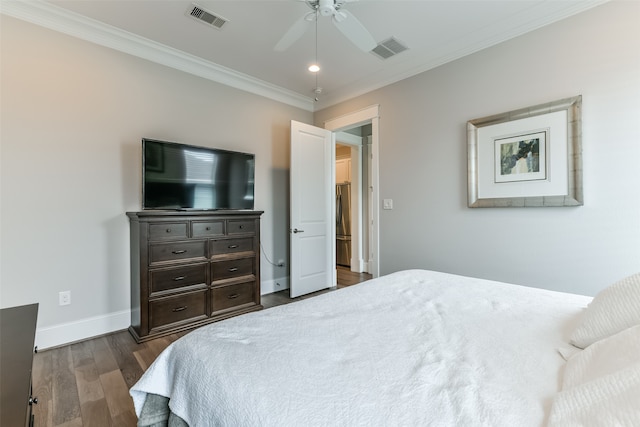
127,210,264,219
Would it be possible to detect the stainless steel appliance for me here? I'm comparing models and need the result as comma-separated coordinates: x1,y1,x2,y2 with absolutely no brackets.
336,183,351,267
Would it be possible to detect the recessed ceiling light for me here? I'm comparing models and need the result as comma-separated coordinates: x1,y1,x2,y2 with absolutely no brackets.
308,64,320,73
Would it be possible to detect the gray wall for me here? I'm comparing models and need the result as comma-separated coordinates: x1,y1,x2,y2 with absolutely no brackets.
2,2,639,348
315,1,640,296
0,16,311,347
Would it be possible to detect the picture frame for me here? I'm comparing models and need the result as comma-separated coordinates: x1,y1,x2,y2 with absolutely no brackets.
467,95,582,207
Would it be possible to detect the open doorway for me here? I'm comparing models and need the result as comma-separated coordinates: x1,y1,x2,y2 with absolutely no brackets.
336,129,370,275
324,105,380,280
336,129,373,287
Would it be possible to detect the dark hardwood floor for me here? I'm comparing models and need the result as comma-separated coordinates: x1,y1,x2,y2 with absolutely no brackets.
31,266,372,426
262,265,372,308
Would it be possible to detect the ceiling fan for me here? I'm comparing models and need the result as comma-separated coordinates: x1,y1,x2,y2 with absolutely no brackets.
275,0,376,52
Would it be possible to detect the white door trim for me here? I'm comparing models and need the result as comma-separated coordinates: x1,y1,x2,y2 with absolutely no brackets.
324,105,380,278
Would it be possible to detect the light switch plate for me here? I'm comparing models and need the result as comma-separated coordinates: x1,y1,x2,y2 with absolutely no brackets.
383,199,393,210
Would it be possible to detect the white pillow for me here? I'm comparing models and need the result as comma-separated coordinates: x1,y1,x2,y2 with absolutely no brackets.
548,362,640,427
563,325,640,389
570,273,640,348
549,325,640,426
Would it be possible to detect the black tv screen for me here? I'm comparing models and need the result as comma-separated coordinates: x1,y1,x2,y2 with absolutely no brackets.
142,139,255,210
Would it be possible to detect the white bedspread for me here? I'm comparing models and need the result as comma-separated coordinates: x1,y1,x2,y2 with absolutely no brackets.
130,269,591,426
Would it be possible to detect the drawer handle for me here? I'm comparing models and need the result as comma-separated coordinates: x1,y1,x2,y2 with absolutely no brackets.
228,244,239,249
228,267,239,272
172,306,187,312
166,228,171,233
206,227,211,231
172,250,187,254
173,276,186,281
227,293,239,299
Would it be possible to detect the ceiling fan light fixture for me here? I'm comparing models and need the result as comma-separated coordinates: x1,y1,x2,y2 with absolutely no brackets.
308,64,320,72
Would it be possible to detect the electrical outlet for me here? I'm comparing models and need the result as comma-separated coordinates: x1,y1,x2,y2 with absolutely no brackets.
59,290,71,306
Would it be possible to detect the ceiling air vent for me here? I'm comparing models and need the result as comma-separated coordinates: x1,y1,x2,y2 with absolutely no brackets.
187,3,228,30
371,37,409,60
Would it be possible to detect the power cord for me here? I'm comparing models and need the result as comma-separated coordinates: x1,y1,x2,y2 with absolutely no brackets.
260,242,285,267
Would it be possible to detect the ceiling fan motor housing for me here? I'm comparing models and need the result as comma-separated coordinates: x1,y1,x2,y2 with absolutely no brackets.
318,0,335,16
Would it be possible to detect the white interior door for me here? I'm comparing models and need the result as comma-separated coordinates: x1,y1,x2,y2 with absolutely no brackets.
290,120,335,298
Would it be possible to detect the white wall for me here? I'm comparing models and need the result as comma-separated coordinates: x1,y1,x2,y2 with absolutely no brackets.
315,1,640,296
0,16,311,348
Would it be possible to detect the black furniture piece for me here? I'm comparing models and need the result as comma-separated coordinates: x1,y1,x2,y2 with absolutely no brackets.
1,303,39,427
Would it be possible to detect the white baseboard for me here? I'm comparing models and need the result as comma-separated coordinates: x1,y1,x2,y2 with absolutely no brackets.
350,258,366,273
35,309,130,350
36,278,291,349
261,276,290,294
365,259,374,274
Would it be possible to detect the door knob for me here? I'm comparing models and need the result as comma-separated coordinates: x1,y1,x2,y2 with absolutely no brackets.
290,228,305,234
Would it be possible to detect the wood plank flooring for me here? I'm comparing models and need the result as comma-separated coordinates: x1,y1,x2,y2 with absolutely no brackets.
31,266,372,426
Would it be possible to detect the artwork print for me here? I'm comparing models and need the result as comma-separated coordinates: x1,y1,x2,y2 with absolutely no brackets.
494,130,547,183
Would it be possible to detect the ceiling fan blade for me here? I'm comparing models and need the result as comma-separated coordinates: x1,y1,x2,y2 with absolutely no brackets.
275,14,313,52
332,9,376,52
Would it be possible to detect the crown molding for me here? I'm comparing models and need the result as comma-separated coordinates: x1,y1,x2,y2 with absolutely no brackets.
1,0,315,112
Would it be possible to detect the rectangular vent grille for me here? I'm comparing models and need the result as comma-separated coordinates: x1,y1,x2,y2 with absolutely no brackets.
371,37,408,60
187,4,228,29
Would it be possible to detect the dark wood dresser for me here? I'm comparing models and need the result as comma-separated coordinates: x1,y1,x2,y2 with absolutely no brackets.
0,303,39,427
127,210,263,342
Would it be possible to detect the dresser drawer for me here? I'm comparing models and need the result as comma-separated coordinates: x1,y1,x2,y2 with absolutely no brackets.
212,281,256,314
192,220,225,238
149,241,206,265
148,222,188,241
210,237,254,256
211,257,254,281
149,263,207,296
149,290,207,330
227,220,255,235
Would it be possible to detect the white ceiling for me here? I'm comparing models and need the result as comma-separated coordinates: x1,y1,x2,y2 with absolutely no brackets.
7,0,607,111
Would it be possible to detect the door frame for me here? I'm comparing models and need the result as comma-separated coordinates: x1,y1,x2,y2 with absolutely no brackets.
324,105,380,278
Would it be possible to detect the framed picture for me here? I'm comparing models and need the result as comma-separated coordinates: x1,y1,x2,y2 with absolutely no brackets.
467,95,582,207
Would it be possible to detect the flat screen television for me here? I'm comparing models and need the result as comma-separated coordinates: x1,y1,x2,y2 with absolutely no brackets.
142,138,255,210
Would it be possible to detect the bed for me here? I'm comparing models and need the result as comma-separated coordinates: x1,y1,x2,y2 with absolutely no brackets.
129,269,640,426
